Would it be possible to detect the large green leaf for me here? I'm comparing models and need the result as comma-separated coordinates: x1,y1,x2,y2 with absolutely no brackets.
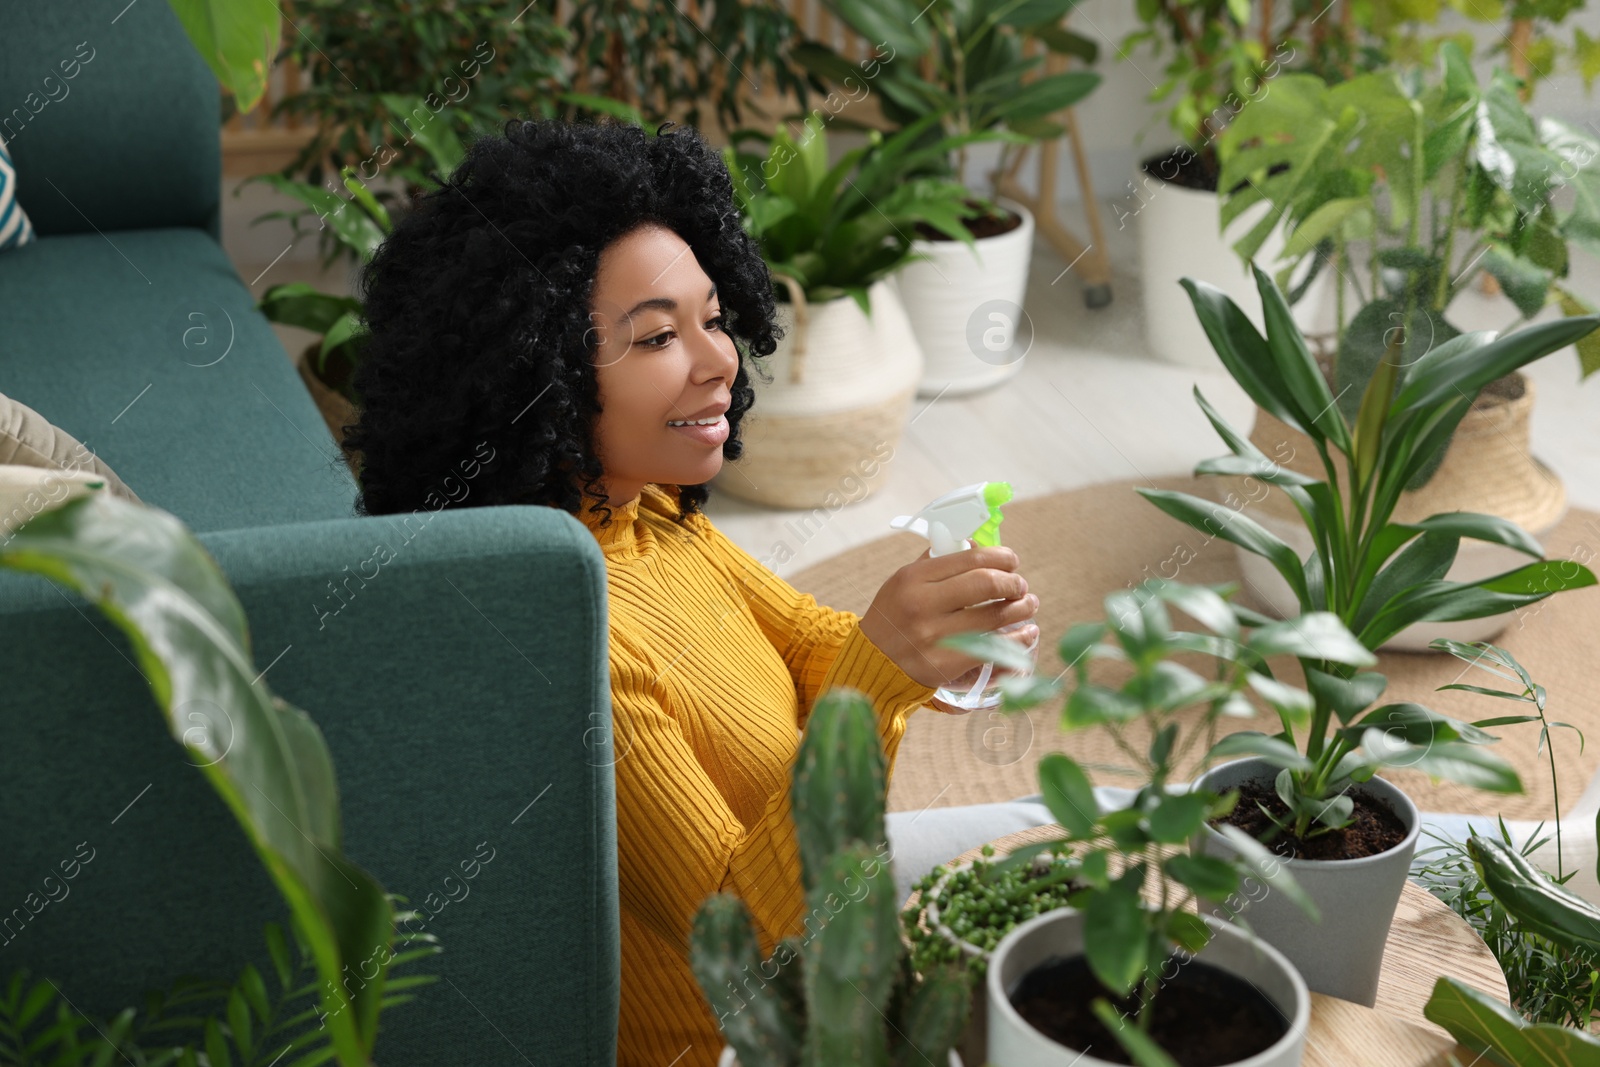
1178,278,1311,436
1391,314,1600,413
1136,487,1309,605
1251,262,1349,450
1359,561,1598,648
1,494,392,1064
1424,976,1600,1066
1470,835,1600,956
822,0,931,61
246,175,387,261
257,284,363,338
166,0,280,114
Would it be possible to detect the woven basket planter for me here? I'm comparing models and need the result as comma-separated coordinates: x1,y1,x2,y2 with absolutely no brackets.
295,343,362,482
711,275,922,509
1210,371,1566,649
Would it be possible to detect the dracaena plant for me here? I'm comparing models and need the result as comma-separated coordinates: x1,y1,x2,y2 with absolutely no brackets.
1216,41,1600,394
790,0,1101,187
1130,261,1598,839
723,110,1027,315
945,579,1333,1063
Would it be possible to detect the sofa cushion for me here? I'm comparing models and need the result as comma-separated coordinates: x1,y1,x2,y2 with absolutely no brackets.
0,228,358,533
0,390,140,502
0,0,220,239
0,131,35,249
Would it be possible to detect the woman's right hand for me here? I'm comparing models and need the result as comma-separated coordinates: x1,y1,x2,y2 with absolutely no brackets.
858,544,1040,692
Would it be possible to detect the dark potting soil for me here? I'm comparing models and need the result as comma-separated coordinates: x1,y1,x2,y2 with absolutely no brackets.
912,198,1022,241
1140,143,1222,192
1009,955,1287,1066
1215,779,1408,861
1139,143,1293,195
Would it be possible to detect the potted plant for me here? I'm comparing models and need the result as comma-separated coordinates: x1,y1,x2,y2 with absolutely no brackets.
903,843,1083,1065
1130,263,1599,1001
244,100,473,470
1115,1,1334,367
793,0,1100,395
954,578,1336,1066
687,687,972,1066
712,109,1013,508
1208,45,1600,648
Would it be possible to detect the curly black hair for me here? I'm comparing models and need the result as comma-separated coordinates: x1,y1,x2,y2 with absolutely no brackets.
340,117,780,531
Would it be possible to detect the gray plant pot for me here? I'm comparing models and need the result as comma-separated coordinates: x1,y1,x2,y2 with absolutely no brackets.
986,908,1308,1066
1193,757,1421,1007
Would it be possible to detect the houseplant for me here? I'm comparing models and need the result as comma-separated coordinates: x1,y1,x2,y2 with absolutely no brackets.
903,844,1083,1065
1209,45,1600,646
0,483,433,1065
1415,638,1600,1045
1115,0,1332,366
793,0,1100,394
687,687,972,1066
1134,262,1598,1001
956,578,1329,1066
712,109,1016,508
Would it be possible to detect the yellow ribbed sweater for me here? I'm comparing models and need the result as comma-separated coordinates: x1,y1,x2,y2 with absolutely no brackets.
577,483,945,1067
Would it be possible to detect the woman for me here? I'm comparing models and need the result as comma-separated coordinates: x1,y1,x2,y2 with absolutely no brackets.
344,117,1039,1066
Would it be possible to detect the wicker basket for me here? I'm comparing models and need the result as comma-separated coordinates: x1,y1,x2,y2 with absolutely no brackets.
295,343,362,482
711,274,923,509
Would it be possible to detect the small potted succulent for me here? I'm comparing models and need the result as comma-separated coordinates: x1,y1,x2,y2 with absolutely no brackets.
714,109,1016,508
688,687,972,1066
792,0,1100,394
952,579,1343,1066
903,842,1082,1065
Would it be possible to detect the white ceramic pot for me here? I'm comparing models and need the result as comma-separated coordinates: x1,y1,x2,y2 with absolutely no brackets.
711,275,922,509
986,907,1308,1067
1134,158,1335,368
719,1045,963,1066
892,196,1036,397
1192,758,1420,1008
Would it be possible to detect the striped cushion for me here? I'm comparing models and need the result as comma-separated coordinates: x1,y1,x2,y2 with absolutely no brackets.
0,131,36,251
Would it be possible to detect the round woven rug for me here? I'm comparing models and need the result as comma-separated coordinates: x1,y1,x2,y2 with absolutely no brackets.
787,476,1600,821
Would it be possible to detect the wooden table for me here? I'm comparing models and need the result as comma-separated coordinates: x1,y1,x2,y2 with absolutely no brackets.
922,825,1511,1067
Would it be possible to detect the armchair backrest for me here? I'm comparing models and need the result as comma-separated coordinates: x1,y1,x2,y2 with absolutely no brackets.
0,0,222,239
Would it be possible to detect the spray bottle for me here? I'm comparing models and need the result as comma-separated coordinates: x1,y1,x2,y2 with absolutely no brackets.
888,481,1036,710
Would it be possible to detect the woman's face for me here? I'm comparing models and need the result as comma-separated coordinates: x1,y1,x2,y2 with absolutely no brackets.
587,223,739,507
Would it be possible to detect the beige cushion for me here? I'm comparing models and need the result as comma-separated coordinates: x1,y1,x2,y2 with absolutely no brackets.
0,391,140,503
0,465,120,537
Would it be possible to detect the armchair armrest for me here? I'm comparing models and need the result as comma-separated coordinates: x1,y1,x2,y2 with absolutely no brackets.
0,504,618,1066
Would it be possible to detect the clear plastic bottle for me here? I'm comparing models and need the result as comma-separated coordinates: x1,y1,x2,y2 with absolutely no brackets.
929,536,1039,711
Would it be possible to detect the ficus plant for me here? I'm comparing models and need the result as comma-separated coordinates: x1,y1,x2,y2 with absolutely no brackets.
1130,261,1598,840
945,579,1337,1064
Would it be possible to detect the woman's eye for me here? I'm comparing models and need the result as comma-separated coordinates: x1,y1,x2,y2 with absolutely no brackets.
638,315,725,348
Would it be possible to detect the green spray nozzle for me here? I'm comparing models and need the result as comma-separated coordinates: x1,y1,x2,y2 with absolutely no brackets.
971,481,1013,548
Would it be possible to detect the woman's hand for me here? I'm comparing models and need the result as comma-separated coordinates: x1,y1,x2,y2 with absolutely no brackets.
858,544,1040,697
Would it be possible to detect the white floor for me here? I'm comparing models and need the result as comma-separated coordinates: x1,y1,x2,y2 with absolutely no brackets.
235,197,1600,576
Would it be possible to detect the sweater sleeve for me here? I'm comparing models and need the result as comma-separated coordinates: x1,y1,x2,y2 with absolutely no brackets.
609,628,809,959
693,517,940,732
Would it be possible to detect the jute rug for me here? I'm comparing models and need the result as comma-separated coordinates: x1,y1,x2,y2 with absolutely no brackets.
788,476,1600,822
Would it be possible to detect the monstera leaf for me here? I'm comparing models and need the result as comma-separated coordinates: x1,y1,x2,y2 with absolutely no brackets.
2,492,393,1066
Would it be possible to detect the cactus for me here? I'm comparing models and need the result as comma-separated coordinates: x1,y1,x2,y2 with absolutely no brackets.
689,688,971,1067
790,688,888,897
